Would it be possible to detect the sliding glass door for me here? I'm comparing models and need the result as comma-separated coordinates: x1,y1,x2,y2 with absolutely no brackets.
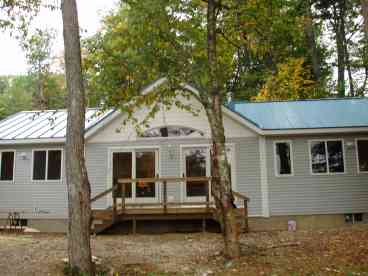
112,149,158,203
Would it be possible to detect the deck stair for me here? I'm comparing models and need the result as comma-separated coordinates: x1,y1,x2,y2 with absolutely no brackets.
90,177,249,234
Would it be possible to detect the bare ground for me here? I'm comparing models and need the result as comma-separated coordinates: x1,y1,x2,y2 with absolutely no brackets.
0,225,368,275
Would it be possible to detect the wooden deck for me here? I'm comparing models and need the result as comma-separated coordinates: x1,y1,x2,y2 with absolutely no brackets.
91,177,249,234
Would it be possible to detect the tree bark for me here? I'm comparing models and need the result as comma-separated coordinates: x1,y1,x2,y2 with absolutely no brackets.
207,0,241,259
363,0,368,37
344,35,355,96
61,0,93,275
361,0,368,95
304,0,322,82
333,1,346,97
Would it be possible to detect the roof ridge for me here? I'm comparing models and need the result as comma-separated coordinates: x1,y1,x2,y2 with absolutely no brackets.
230,97,368,104
19,108,101,113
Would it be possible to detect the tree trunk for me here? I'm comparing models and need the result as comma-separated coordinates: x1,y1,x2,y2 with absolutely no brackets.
361,0,368,95
207,0,241,259
363,0,368,37
61,0,93,275
344,36,355,96
304,0,322,82
333,2,346,97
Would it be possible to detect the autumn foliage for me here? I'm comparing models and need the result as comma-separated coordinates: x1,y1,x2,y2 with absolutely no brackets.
254,58,327,101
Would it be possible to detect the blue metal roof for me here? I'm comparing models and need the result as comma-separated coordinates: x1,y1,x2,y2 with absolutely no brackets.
228,98,368,130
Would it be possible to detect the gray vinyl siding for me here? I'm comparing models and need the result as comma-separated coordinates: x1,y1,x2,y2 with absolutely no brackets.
234,138,262,216
266,134,368,215
86,137,262,216
0,144,67,219
0,137,262,220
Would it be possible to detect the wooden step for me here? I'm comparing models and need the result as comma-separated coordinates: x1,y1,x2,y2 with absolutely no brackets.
92,209,113,220
92,220,113,234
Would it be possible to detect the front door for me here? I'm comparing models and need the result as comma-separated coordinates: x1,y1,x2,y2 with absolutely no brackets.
112,149,159,203
182,146,210,202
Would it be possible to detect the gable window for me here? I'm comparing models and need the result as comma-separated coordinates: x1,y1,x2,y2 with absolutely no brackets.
141,126,204,138
310,140,344,174
33,150,62,181
274,141,293,176
0,151,15,181
357,139,368,172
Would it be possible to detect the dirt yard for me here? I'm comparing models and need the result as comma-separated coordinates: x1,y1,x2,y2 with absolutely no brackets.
0,225,367,275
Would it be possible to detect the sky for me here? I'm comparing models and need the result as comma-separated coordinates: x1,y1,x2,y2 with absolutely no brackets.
0,0,118,75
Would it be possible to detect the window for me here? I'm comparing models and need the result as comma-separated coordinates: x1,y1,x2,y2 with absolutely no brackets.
357,139,368,172
33,150,62,180
185,147,208,197
0,151,14,181
141,126,204,138
310,140,344,174
345,213,364,224
275,142,293,175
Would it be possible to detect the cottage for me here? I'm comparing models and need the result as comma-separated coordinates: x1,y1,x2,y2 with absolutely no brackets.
0,88,367,232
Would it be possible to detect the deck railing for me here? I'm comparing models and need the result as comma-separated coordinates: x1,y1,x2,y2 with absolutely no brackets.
91,176,250,230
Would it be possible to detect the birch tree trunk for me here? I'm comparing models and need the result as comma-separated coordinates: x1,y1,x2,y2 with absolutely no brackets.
207,0,241,259
61,0,93,274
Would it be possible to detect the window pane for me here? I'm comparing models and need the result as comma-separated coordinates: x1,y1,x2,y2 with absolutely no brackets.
327,141,344,173
276,143,292,175
311,141,327,173
136,151,156,198
33,151,46,180
357,140,368,172
185,148,207,197
47,150,62,180
1,152,14,180
113,152,132,198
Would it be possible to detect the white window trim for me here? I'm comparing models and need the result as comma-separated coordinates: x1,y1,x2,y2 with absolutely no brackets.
31,148,63,182
0,150,16,182
273,140,294,177
308,139,346,175
355,138,368,174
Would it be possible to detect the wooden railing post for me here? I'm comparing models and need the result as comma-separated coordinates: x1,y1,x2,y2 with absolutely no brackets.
112,184,117,223
205,178,210,211
243,199,249,232
163,180,167,213
121,182,126,214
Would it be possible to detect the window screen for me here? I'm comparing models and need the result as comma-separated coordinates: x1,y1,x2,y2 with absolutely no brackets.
0,151,14,181
47,150,62,180
275,142,292,175
33,151,47,180
357,140,368,172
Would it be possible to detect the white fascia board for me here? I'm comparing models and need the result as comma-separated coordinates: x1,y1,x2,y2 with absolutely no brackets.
0,138,65,145
85,110,120,140
262,127,368,136
221,107,263,135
